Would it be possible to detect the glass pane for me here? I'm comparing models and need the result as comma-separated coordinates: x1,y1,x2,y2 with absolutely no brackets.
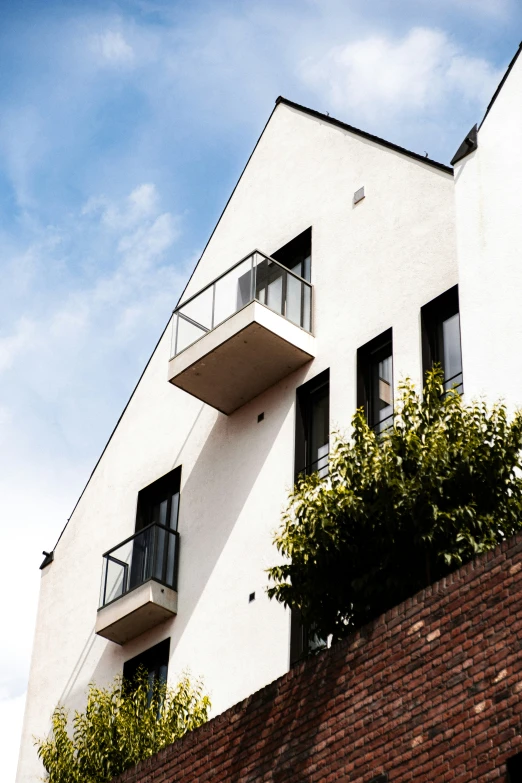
302,284,312,332
286,274,302,326
302,254,311,282
178,285,213,331
371,351,393,431
176,315,207,354
267,274,283,314
104,558,126,605
153,527,166,581
289,261,302,277
101,535,132,606
309,386,329,474
442,313,462,388
255,258,284,315
129,528,153,589
170,492,180,530
213,258,253,326
152,499,168,527
166,532,177,588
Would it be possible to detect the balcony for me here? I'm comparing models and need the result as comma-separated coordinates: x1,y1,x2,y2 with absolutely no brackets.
95,523,179,645
168,250,315,414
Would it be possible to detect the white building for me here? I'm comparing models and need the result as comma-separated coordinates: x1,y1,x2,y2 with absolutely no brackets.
16,44,522,783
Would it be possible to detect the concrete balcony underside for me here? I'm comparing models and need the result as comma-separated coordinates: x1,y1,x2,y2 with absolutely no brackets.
95,580,178,645
168,301,315,414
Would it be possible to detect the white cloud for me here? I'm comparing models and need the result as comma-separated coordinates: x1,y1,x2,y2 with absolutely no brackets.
298,27,503,122
92,30,134,65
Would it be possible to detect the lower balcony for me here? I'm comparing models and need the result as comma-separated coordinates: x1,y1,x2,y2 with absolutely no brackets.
168,250,315,414
96,523,179,645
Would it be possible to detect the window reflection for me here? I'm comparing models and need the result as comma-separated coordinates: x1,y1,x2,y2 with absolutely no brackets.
422,286,463,395
358,330,394,433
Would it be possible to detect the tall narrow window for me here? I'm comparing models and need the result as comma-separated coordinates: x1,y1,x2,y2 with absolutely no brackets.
123,638,170,694
357,329,393,433
271,227,311,282
255,227,312,330
421,285,463,394
295,369,330,479
130,468,181,593
136,467,181,532
289,609,324,666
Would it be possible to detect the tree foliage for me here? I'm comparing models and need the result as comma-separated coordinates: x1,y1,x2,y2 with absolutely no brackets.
268,367,522,643
35,672,210,783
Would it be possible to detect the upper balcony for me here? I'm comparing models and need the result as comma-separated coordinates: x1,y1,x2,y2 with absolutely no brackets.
168,250,315,414
95,523,179,645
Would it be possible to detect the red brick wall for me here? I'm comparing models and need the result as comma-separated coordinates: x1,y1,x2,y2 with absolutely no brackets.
115,535,522,783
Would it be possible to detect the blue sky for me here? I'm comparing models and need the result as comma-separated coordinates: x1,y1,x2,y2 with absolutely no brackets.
1,0,520,777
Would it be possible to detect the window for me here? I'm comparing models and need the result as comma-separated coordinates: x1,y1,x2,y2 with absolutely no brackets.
123,638,170,693
507,752,522,782
421,285,463,394
135,468,180,533
357,329,393,433
290,609,324,666
129,468,181,592
271,227,311,282
254,228,312,330
295,369,330,479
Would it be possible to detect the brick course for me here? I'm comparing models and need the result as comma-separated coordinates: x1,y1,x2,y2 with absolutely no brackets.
114,535,522,782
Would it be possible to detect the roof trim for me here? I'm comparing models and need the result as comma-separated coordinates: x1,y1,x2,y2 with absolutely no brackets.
50,314,173,558
450,125,478,166
275,97,453,175
479,42,522,130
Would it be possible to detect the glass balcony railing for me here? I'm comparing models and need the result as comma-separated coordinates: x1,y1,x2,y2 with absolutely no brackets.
171,250,313,357
99,523,179,609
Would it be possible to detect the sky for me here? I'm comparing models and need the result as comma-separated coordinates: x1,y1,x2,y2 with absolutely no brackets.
0,0,520,778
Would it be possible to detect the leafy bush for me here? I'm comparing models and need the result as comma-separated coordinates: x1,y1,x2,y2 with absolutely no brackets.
36,672,210,783
268,367,522,643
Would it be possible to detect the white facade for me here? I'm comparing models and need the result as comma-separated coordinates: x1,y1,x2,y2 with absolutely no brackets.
16,49,522,781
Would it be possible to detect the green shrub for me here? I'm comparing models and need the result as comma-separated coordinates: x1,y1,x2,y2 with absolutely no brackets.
36,672,210,783
268,367,522,643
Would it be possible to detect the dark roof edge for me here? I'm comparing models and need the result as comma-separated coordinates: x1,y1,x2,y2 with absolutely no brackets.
275,96,453,175
175,103,279,308
479,42,522,130
450,125,478,166
50,314,173,558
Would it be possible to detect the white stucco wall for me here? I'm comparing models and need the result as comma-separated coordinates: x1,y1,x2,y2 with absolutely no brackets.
17,103,457,783
454,51,522,408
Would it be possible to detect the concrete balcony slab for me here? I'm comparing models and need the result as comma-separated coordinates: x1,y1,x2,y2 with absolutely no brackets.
168,301,315,414
95,580,178,645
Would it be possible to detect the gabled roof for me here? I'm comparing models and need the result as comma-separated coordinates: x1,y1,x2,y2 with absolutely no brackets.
275,97,453,174
46,94,454,562
176,96,453,309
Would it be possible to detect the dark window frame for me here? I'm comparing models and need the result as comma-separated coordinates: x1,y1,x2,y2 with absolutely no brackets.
357,328,394,433
289,608,325,666
421,285,463,394
271,227,312,282
123,638,170,692
294,368,330,480
135,467,181,533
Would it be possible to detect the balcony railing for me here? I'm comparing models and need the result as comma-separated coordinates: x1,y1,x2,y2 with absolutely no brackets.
171,250,313,358
99,523,179,610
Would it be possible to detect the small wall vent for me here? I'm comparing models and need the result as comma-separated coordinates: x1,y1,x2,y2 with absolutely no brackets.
354,186,365,205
